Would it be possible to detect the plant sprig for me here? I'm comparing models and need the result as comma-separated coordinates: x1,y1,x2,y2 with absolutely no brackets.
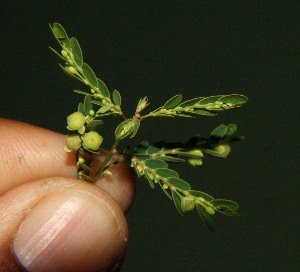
50,23,248,231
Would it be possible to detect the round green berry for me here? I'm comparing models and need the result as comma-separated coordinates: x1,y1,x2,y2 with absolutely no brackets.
65,133,82,152
181,195,196,212
67,112,85,131
81,131,103,151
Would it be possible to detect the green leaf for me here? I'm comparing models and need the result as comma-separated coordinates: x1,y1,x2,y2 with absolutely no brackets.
145,145,161,155
167,177,191,190
196,204,215,231
97,78,110,98
163,94,182,109
144,159,168,169
86,120,103,131
189,190,214,202
225,124,237,137
112,90,121,106
172,190,184,215
210,199,240,216
211,124,227,138
156,168,179,178
218,94,248,105
51,23,70,47
84,95,93,115
69,37,83,67
156,156,185,162
97,104,111,114
198,95,223,105
179,97,202,107
82,63,98,87
78,102,84,114
192,109,216,116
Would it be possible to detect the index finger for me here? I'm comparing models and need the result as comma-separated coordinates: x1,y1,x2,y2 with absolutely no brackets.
0,118,135,212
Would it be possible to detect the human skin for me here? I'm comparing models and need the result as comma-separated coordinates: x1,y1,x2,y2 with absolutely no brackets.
0,118,136,272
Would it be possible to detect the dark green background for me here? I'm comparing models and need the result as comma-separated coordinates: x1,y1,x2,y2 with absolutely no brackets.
1,2,299,271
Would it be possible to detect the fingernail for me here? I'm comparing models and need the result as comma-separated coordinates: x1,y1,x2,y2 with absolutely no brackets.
13,192,127,272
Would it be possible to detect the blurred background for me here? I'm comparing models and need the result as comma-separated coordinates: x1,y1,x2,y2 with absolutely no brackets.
0,2,299,271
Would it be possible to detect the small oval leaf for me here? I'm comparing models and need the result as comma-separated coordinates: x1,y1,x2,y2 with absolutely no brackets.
189,190,214,201
211,124,227,138
69,37,83,67
156,168,179,178
179,97,203,107
172,190,184,215
163,94,182,109
167,177,191,190
196,204,215,231
225,123,237,137
97,78,110,98
82,63,97,87
51,23,70,47
144,159,168,169
112,90,121,106
218,94,248,105
210,199,239,212
192,109,216,116
84,95,93,115
198,95,222,105
145,145,160,155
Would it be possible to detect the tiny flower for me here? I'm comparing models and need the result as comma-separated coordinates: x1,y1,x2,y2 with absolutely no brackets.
65,133,82,152
81,131,103,151
67,111,85,132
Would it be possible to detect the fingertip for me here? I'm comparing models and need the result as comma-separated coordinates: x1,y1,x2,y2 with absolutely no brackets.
8,177,128,272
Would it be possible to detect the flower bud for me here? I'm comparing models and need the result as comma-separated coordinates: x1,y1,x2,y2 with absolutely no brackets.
213,143,231,157
65,133,82,152
205,206,215,215
187,149,203,167
67,112,85,131
115,118,140,140
61,49,68,58
81,131,103,151
65,66,78,75
181,195,196,212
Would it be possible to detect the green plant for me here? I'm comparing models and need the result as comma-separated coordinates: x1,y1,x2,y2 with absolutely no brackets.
50,23,248,231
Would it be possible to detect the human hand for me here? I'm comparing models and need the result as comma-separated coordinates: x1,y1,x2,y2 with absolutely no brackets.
0,118,136,272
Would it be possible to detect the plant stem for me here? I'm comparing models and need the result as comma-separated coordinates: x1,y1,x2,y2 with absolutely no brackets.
94,139,121,179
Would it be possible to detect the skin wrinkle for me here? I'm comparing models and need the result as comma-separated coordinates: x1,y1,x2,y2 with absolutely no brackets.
0,178,127,247
18,199,82,267
0,119,134,270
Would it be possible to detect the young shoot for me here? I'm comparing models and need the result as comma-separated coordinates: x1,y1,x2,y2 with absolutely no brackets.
50,23,248,231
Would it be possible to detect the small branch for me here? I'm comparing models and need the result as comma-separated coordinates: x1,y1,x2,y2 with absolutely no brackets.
94,139,120,179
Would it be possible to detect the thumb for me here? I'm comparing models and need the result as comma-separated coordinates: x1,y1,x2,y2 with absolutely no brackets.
0,177,128,272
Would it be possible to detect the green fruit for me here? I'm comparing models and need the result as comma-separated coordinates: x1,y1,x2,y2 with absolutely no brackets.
181,195,196,212
81,131,103,151
67,112,85,131
65,134,82,152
